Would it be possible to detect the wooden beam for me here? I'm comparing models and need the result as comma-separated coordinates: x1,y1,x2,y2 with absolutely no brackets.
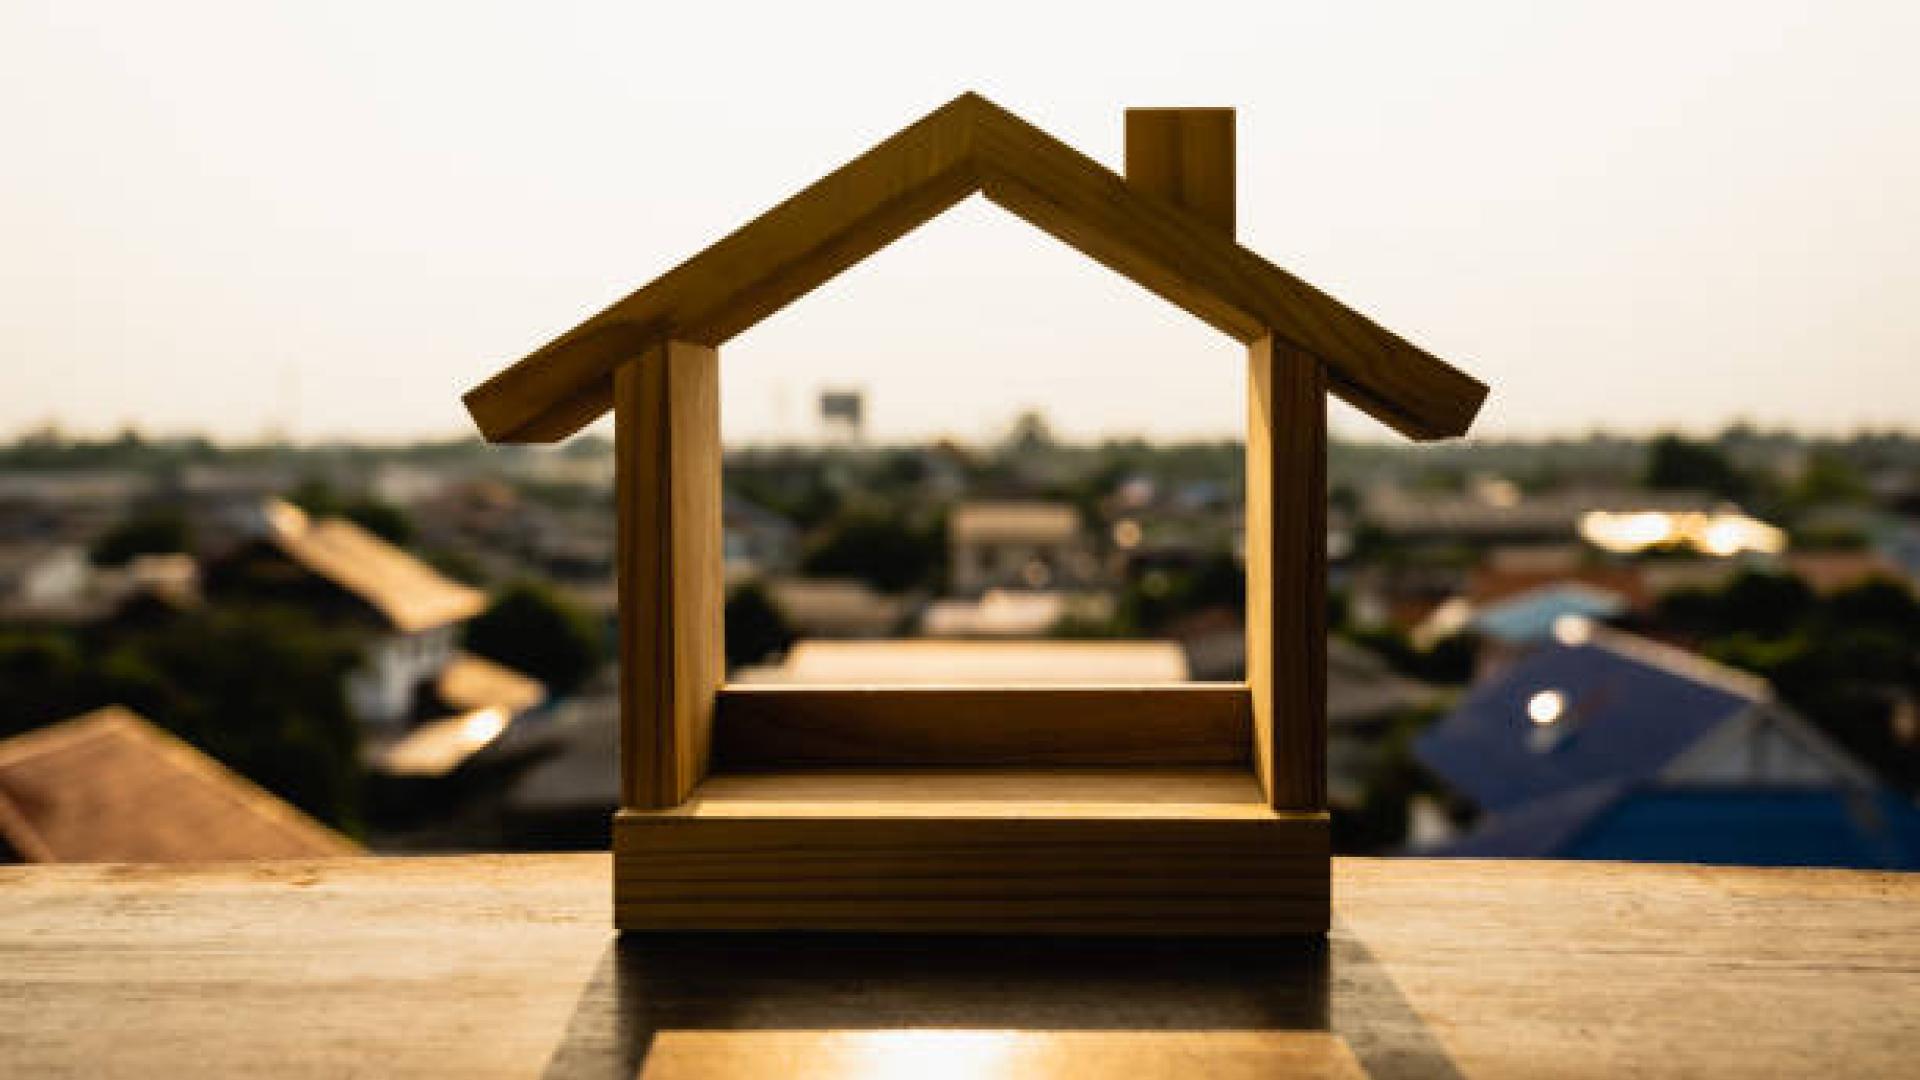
463,97,982,443
1125,108,1235,235
1246,335,1328,811
711,684,1252,768
615,341,723,809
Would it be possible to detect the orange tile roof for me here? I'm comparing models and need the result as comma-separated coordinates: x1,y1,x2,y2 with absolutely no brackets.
1467,565,1654,611
1786,551,1911,595
436,651,545,714
0,707,360,863
265,501,485,633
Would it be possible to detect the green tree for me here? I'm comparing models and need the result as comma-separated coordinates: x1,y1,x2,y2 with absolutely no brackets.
1792,450,1869,505
1659,570,1815,639
1113,553,1247,636
801,511,944,593
1002,409,1056,455
1825,578,1920,636
288,477,345,516
0,631,91,736
1644,433,1747,498
724,583,792,670
91,508,192,566
1675,572,1920,792
95,605,366,831
342,498,414,545
464,581,604,697
288,478,415,545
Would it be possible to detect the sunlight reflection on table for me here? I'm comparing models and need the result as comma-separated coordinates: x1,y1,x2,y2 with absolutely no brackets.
638,1029,1363,1079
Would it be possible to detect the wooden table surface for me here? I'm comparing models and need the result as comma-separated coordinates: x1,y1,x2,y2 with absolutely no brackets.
2,855,1915,1078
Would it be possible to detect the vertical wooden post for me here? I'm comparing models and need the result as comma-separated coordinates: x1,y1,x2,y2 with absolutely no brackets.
1124,108,1236,235
1246,334,1327,811
615,339,723,810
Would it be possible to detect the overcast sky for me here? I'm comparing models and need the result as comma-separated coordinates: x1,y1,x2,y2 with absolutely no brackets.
2,2,1915,445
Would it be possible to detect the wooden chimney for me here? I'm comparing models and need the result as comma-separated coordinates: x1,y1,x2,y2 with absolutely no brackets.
1125,108,1236,235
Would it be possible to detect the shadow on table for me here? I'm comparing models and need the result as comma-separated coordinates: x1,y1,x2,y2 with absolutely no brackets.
543,924,1458,1079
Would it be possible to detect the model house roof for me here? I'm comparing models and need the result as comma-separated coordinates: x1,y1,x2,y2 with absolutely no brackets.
262,500,486,634
464,92,1485,445
1416,629,1775,813
0,707,359,863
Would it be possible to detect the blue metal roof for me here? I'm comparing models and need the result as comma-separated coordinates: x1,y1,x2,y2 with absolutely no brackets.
1569,789,1920,868
1415,635,1758,813
1424,780,1629,858
1429,785,1920,870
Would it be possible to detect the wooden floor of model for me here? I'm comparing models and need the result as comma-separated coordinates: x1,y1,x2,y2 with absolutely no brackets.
614,766,1328,934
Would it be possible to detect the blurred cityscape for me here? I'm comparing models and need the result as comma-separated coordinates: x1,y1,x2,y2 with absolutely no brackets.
3,404,1919,867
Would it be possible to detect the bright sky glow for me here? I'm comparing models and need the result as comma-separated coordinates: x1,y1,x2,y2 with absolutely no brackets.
2,2,1916,444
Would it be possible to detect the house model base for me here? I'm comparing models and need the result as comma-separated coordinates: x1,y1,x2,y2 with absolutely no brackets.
460,94,1484,937
613,767,1327,934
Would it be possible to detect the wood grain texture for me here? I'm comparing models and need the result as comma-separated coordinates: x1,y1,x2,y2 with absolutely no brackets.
676,765,1274,814
1125,107,1236,235
615,767,1327,934
3,855,1919,1077
1247,335,1328,811
710,684,1252,768
463,92,1485,444
615,342,722,809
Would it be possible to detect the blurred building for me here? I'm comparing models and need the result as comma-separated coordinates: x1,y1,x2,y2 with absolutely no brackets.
0,543,92,621
722,494,798,581
1419,783,1920,868
764,578,909,639
1414,581,1632,672
919,589,1114,638
0,706,359,863
0,470,145,545
206,500,490,730
949,500,1094,595
373,652,547,779
1420,627,1874,812
1411,627,1912,867
1324,638,1437,809
1362,486,1723,547
0,544,198,627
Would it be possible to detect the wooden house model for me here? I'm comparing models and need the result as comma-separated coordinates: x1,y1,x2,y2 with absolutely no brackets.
462,93,1487,934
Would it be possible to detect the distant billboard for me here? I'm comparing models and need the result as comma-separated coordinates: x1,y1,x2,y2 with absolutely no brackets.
819,389,864,441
